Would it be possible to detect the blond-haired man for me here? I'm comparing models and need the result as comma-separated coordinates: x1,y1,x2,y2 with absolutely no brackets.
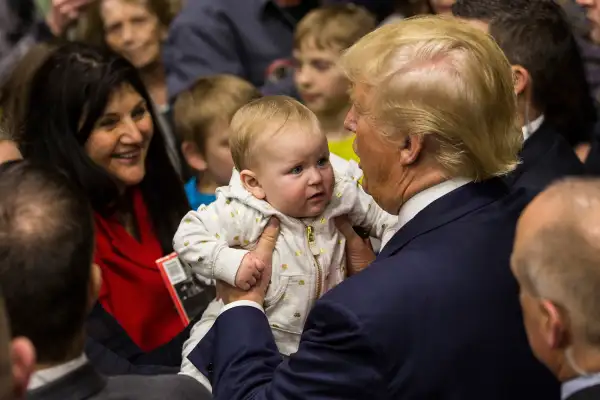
512,178,600,400
185,16,559,399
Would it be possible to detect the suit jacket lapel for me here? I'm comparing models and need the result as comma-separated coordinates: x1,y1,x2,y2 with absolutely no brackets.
379,178,509,259
27,364,106,400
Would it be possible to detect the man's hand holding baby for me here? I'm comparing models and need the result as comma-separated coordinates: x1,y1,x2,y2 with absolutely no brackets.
235,252,266,290
218,218,281,305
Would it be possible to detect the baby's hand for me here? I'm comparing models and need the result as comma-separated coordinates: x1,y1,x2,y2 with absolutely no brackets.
235,252,265,290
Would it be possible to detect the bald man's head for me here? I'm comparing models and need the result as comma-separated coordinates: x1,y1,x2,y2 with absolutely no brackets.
511,177,600,379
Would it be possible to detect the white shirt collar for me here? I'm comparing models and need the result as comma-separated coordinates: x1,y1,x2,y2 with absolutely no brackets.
396,177,472,230
562,373,600,399
522,114,545,142
28,354,88,391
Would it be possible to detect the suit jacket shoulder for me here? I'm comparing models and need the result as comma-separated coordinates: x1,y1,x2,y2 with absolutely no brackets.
568,383,600,400
27,363,211,400
505,122,583,192
320,180,558,399
106,374,212,400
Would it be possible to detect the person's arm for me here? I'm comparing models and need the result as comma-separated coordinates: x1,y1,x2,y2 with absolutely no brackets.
173,196,261,287
188,299,387,400
163,5,246,100
185,220,387,399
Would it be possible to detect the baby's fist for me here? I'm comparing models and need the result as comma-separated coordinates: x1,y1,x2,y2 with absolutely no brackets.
235,252,265,290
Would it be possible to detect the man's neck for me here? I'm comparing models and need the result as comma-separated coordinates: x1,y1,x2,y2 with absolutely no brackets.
559,345,600,382
393,164,449,215
139,62,167,109
517,102,543,131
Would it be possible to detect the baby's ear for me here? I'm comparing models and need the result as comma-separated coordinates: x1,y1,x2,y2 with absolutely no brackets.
240,169,266,199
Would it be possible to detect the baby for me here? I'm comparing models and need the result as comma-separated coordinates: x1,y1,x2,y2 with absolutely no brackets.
174,96,397,386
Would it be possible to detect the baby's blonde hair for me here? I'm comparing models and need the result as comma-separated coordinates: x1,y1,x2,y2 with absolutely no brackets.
229,96,320,170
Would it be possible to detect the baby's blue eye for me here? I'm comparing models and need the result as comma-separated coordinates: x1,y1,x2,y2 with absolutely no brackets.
317,157,329,167
290,166,303,174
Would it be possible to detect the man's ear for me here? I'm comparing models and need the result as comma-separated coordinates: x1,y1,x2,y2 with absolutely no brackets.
398,133,424,166
239,169,266,199
511,65,530,97
540,299,569,350
87,263,102,311
181,141,207,172
10,337,35,398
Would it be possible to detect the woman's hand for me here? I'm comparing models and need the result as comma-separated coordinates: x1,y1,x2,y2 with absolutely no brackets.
46,0,94,36
216,218,281,306
334,216,376,276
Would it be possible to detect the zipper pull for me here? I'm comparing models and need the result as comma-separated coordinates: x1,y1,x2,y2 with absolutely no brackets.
306,225,320,255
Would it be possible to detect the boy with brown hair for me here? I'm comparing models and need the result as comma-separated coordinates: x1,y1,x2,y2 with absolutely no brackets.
173,74,261,210
293,4,376,162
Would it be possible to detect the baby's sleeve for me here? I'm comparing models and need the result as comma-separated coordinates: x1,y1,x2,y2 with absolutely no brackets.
173,196,259,287
340,162,398,239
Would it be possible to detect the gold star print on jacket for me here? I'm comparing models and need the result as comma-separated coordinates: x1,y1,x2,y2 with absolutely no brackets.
173,161,397,358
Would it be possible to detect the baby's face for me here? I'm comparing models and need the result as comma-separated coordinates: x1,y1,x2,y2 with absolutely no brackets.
254,125,334,218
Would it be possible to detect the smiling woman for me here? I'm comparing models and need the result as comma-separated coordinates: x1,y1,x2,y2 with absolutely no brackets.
19,42,191,352
77,0,182,176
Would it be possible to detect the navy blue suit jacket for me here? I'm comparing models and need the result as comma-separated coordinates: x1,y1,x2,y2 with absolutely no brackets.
189,178,559,399
504,122,584,192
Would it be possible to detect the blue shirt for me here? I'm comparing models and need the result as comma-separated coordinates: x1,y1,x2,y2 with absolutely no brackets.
185,177,217,210
164,0,309,100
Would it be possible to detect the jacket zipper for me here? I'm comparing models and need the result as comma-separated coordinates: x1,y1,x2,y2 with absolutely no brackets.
306,225,323,299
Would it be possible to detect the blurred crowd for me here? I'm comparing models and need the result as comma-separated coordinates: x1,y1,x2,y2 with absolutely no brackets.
1,1,600,399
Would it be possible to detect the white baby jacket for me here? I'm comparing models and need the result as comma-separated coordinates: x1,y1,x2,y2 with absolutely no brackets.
173,161,397,356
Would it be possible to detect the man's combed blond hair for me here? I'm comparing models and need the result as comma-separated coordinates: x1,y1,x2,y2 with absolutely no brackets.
294,4,377,51
340,16,522,181
229,96,320,171
173,75,260,153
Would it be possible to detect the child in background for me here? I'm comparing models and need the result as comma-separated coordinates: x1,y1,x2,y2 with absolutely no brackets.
175,96,397,389
173,75,261,210
293,4,376,162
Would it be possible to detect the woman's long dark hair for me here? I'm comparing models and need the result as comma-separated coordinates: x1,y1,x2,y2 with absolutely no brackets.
20,42,190,253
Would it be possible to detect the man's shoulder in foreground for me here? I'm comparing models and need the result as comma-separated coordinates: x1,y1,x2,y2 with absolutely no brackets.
106,373,212,399
510,122,584,191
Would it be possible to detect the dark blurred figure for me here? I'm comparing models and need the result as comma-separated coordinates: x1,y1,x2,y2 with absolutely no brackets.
163,0,320,101
0,160,211,399
574,0,600,174
454,0,591,193
0,0,92,87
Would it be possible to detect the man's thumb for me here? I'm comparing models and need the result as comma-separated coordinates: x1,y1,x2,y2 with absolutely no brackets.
255,217,280,259
334,215,359,240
